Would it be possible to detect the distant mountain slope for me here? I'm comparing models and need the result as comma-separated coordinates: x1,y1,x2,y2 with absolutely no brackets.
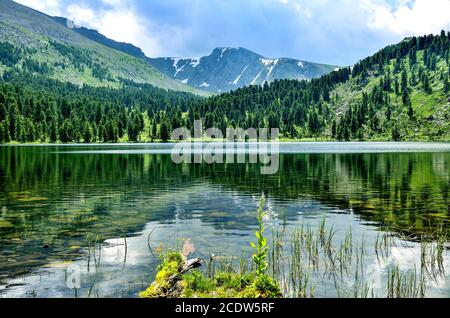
183,32,450,141
0,0,205,95
50,17,339,94
51,16,147,60
148,47,339,92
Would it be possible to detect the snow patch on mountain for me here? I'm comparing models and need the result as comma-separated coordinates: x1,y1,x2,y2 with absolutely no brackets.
218,47,233,60
251,70,264,85
260,58,274,66
266,59,279,79
220,48,227,59
172,58,185,77
190,59,200,68
233,65,249,85
148,47,339,93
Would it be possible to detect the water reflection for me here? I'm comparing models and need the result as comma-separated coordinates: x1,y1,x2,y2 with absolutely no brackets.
0,143,449,297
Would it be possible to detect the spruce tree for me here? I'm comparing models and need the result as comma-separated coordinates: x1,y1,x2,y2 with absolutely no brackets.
0,103,6,121
159,118,171,142
82,121,92,143
49,120,58,143
402,88,411,107
151,118,157,141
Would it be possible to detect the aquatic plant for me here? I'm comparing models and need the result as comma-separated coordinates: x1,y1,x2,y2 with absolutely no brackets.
250,194,269,278
139,193,449,299
387,266,426,298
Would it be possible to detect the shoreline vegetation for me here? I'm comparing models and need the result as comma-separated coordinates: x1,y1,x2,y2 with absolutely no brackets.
140,196,283,298
140,195,448,299
2,139,450,146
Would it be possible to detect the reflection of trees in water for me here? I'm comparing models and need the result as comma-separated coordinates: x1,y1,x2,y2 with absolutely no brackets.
1,148,449,230
0,147,449,279
212,153,450,235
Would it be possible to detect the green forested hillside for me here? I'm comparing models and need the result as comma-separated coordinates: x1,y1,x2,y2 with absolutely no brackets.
185,32,450,141
1,25,450,143
0,0,205,94
0,0,210,144
0,71,202,143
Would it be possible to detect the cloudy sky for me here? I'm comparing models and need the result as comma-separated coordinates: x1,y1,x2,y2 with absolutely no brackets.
15,0,450,65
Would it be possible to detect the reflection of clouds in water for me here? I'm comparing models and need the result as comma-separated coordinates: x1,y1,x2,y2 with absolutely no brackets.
377,245,422,271
370,243,449,292
1,185,449,298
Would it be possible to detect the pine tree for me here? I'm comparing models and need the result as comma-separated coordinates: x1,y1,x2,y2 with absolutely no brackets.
402,88,411,107
92,122,98,142
0,103,6,121
8,103,19,140
422,73,432,94
444,75,449,94
159,118,171,142
386,103,392,121
394,77,399,95
408,103,414,119
151,118,157,141
59,120,74,143
82,121,92,143
409,48,417,66
331,119,337,139
401,69,408,91
0,120,6,143
392,125,401,141
49,120,58,143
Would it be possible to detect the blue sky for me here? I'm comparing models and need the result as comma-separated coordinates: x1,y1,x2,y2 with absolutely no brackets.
16,0,450,65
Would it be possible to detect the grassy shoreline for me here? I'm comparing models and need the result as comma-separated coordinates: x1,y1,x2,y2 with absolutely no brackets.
140,196,449,299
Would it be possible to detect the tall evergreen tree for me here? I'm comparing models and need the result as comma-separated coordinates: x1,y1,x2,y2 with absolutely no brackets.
159,118,171,142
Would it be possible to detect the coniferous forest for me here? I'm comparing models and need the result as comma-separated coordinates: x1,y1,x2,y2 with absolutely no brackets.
2,0,450,301
1,32,450,144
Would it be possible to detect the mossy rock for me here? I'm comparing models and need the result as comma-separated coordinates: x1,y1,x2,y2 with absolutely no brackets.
140,252,282,299
139,252,186,298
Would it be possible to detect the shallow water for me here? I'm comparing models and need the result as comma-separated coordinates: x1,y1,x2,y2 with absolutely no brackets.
0,143,449,298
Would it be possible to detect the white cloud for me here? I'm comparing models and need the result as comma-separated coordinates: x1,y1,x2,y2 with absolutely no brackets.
367,0,450,35
15,0,62,16
66,4,95,25
100,0,124,6
16,0,163,57
87,8,162,56
13,0,450,65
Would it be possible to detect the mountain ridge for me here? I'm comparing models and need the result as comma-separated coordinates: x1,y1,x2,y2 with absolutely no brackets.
148,47,339,92
182,32,450,141
47,15,339,93
51,16,147,60
0,0,206,95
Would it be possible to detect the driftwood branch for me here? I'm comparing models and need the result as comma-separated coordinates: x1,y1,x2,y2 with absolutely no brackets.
162,258,202,298
181,257,202,274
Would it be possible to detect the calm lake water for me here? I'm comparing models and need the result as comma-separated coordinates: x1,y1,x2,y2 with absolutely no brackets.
0,142,449,298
